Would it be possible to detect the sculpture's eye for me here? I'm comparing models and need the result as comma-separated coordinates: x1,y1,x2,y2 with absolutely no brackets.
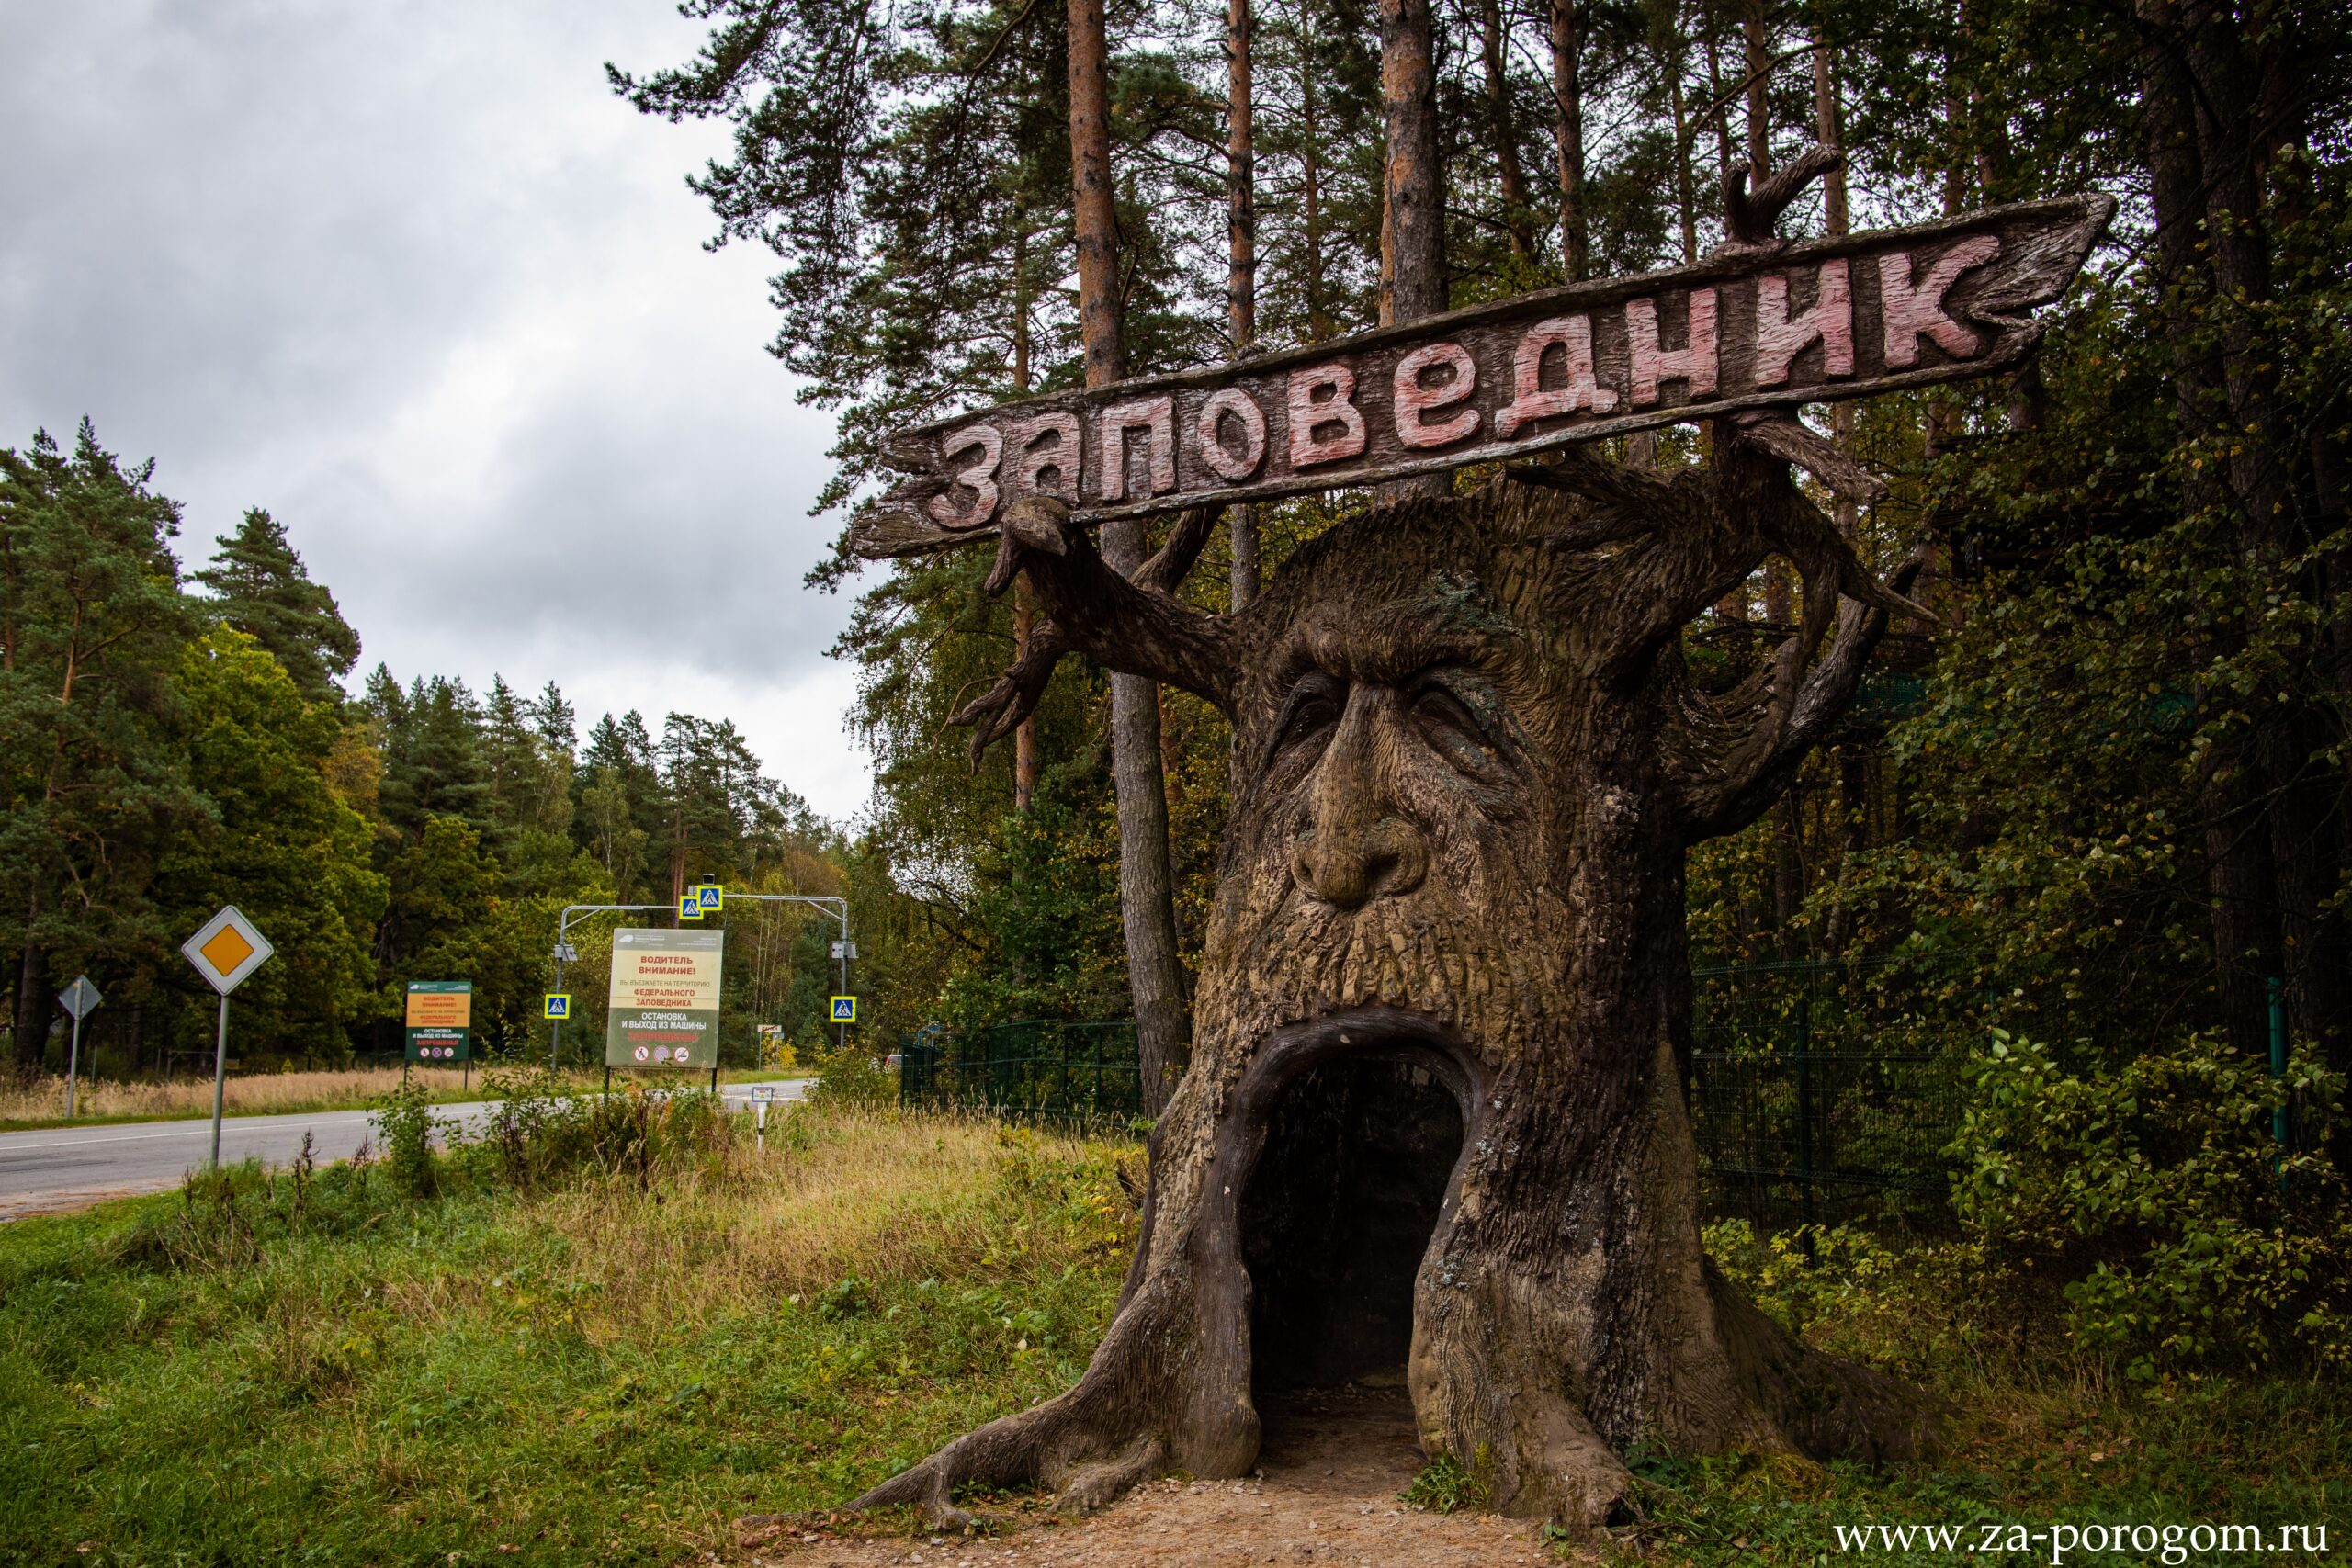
1406,667,1510,783
1268,671,1346,769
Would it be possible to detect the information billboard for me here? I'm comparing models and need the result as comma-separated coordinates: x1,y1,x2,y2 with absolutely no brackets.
404,981,472,1062
605,928,725,1068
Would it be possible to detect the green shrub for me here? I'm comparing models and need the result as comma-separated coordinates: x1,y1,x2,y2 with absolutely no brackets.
805,1040,896,1108
372,1079,444,1198
1401,1452,1490,1514
1951,1029,2352,1374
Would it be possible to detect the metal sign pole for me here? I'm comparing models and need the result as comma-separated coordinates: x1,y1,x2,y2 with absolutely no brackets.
65,1013,84,1119
209,993,230,1169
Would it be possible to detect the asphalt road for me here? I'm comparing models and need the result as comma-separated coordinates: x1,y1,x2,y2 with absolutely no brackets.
0,1079,809,1218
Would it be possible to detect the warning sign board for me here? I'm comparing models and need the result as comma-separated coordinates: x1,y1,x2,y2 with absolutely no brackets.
405,981,472,1063
605,927,725,1069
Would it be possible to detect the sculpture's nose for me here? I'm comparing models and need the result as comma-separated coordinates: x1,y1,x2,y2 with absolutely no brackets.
1289,694,1429,909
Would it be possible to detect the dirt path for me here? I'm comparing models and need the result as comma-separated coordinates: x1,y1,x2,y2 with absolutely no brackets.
741,1387,1548,1568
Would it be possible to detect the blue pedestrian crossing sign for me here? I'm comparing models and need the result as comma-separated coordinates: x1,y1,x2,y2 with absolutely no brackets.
830,995,858,1024
695,884,723,911
543,993,571,1020
678,893,703,920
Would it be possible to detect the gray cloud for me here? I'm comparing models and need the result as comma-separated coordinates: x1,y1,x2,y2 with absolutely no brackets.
0,0,871,818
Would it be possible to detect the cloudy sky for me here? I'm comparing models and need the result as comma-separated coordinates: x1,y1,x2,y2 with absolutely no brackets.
0,0,875,819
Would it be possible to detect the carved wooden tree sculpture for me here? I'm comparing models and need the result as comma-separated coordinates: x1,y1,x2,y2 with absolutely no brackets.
857,170,1939,1533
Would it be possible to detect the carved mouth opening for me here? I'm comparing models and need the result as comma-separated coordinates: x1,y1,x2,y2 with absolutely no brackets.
1239,1048,1465,1392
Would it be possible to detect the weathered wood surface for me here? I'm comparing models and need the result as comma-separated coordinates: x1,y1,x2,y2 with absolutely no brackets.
849,192,2113,558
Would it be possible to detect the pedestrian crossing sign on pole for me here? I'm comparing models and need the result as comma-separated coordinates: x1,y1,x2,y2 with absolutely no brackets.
695,884,723,911
678,893,703,921
830,996,858,1024
544,993,571,1020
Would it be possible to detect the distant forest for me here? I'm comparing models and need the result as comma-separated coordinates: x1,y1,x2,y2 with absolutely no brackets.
0,424,858,1073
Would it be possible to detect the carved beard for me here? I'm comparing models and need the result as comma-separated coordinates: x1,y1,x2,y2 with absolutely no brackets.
1194,846,1576,1074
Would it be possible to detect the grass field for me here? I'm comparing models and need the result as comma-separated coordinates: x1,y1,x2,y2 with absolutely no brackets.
0,1100,2339,1566
0,1066,810,1132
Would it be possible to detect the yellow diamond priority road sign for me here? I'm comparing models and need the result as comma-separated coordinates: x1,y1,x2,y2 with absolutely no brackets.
181,906,274,996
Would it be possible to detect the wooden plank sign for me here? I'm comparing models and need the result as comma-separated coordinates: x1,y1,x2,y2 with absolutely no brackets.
849,193,2112,559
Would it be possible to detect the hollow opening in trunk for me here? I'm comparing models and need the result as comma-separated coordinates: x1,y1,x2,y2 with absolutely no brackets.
1241,1053,1464,1392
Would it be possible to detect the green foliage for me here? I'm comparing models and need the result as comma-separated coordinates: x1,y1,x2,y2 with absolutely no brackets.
0,1112,1136,1563
371,1079,443,1198
191,505,358,705
159,628,385,1056
804,1039,898,1109
1401,1453,1490,1515
1951,1031,2352,1373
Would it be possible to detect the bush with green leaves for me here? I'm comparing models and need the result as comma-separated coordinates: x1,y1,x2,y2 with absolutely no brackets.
1951,1029,2352,1375
803,1040,897,1108
371,1079,444,1198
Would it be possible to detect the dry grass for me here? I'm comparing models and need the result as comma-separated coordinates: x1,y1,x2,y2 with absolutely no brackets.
466,1108,1139,1341
0,1066,494,1124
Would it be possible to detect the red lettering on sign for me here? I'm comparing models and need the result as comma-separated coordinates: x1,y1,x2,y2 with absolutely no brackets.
1626,289,1719,407
1097,397,1177,501
1392,343,1479,448
1878,236,2000,367
1287,364,1367,468
1009,412,1081,501
925,424,1001,529
1195,388,1268,480
1498,316,1616,437
1754,260,1853,387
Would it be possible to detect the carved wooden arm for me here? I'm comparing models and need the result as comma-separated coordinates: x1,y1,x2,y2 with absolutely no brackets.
950,498,1239,761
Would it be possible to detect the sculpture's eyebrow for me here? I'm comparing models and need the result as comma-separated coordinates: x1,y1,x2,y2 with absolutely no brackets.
1274,603,1518,688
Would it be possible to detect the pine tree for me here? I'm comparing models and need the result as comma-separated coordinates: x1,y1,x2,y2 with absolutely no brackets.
193,507,359,705
0,422,202,1066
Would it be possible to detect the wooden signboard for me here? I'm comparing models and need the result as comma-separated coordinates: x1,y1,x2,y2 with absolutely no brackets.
851,193,2113,559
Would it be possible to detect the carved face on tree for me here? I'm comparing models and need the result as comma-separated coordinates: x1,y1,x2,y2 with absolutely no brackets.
861,445,1937,1530
1208,506,1584,1077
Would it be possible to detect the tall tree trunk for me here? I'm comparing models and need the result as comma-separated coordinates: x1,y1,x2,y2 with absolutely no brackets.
1229,0,1261,612
1012,224,1042,811
1476,0,1533,263
14,898,48,1073
1814,42,1857,533
1297,0,1334,343
1069,0,1193,1111
2140,0,2350,1071
1377,0,1446,502
1742,0,1771,184
1666,27,1699,264
1550,0,1587,278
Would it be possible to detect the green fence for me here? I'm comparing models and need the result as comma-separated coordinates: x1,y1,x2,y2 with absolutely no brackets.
1685,950,2030,1228
898,1019,1143,1126
903,953,2008,1224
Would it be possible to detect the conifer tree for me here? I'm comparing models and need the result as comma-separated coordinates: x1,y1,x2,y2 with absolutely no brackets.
193,507,359,705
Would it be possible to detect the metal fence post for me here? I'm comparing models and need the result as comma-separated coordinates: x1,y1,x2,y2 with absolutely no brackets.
1794,994,1815,1232
2269,976,2289,1190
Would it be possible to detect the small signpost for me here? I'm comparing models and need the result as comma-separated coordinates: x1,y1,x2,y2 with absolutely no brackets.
677,892,704,921
695,884,723,913
405,981,473,1087
606,927,726,1081
180,905,274,1168
544,993,571,1020
56,976,101,1119
830,996,858,1024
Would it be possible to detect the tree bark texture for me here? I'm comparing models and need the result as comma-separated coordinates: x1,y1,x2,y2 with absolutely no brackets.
1228,0,1261,613
1069,0,1193,1109
1477,0,1534,264
876,379,1940,1530
1550,0,1587,279
1376,0,1448,505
